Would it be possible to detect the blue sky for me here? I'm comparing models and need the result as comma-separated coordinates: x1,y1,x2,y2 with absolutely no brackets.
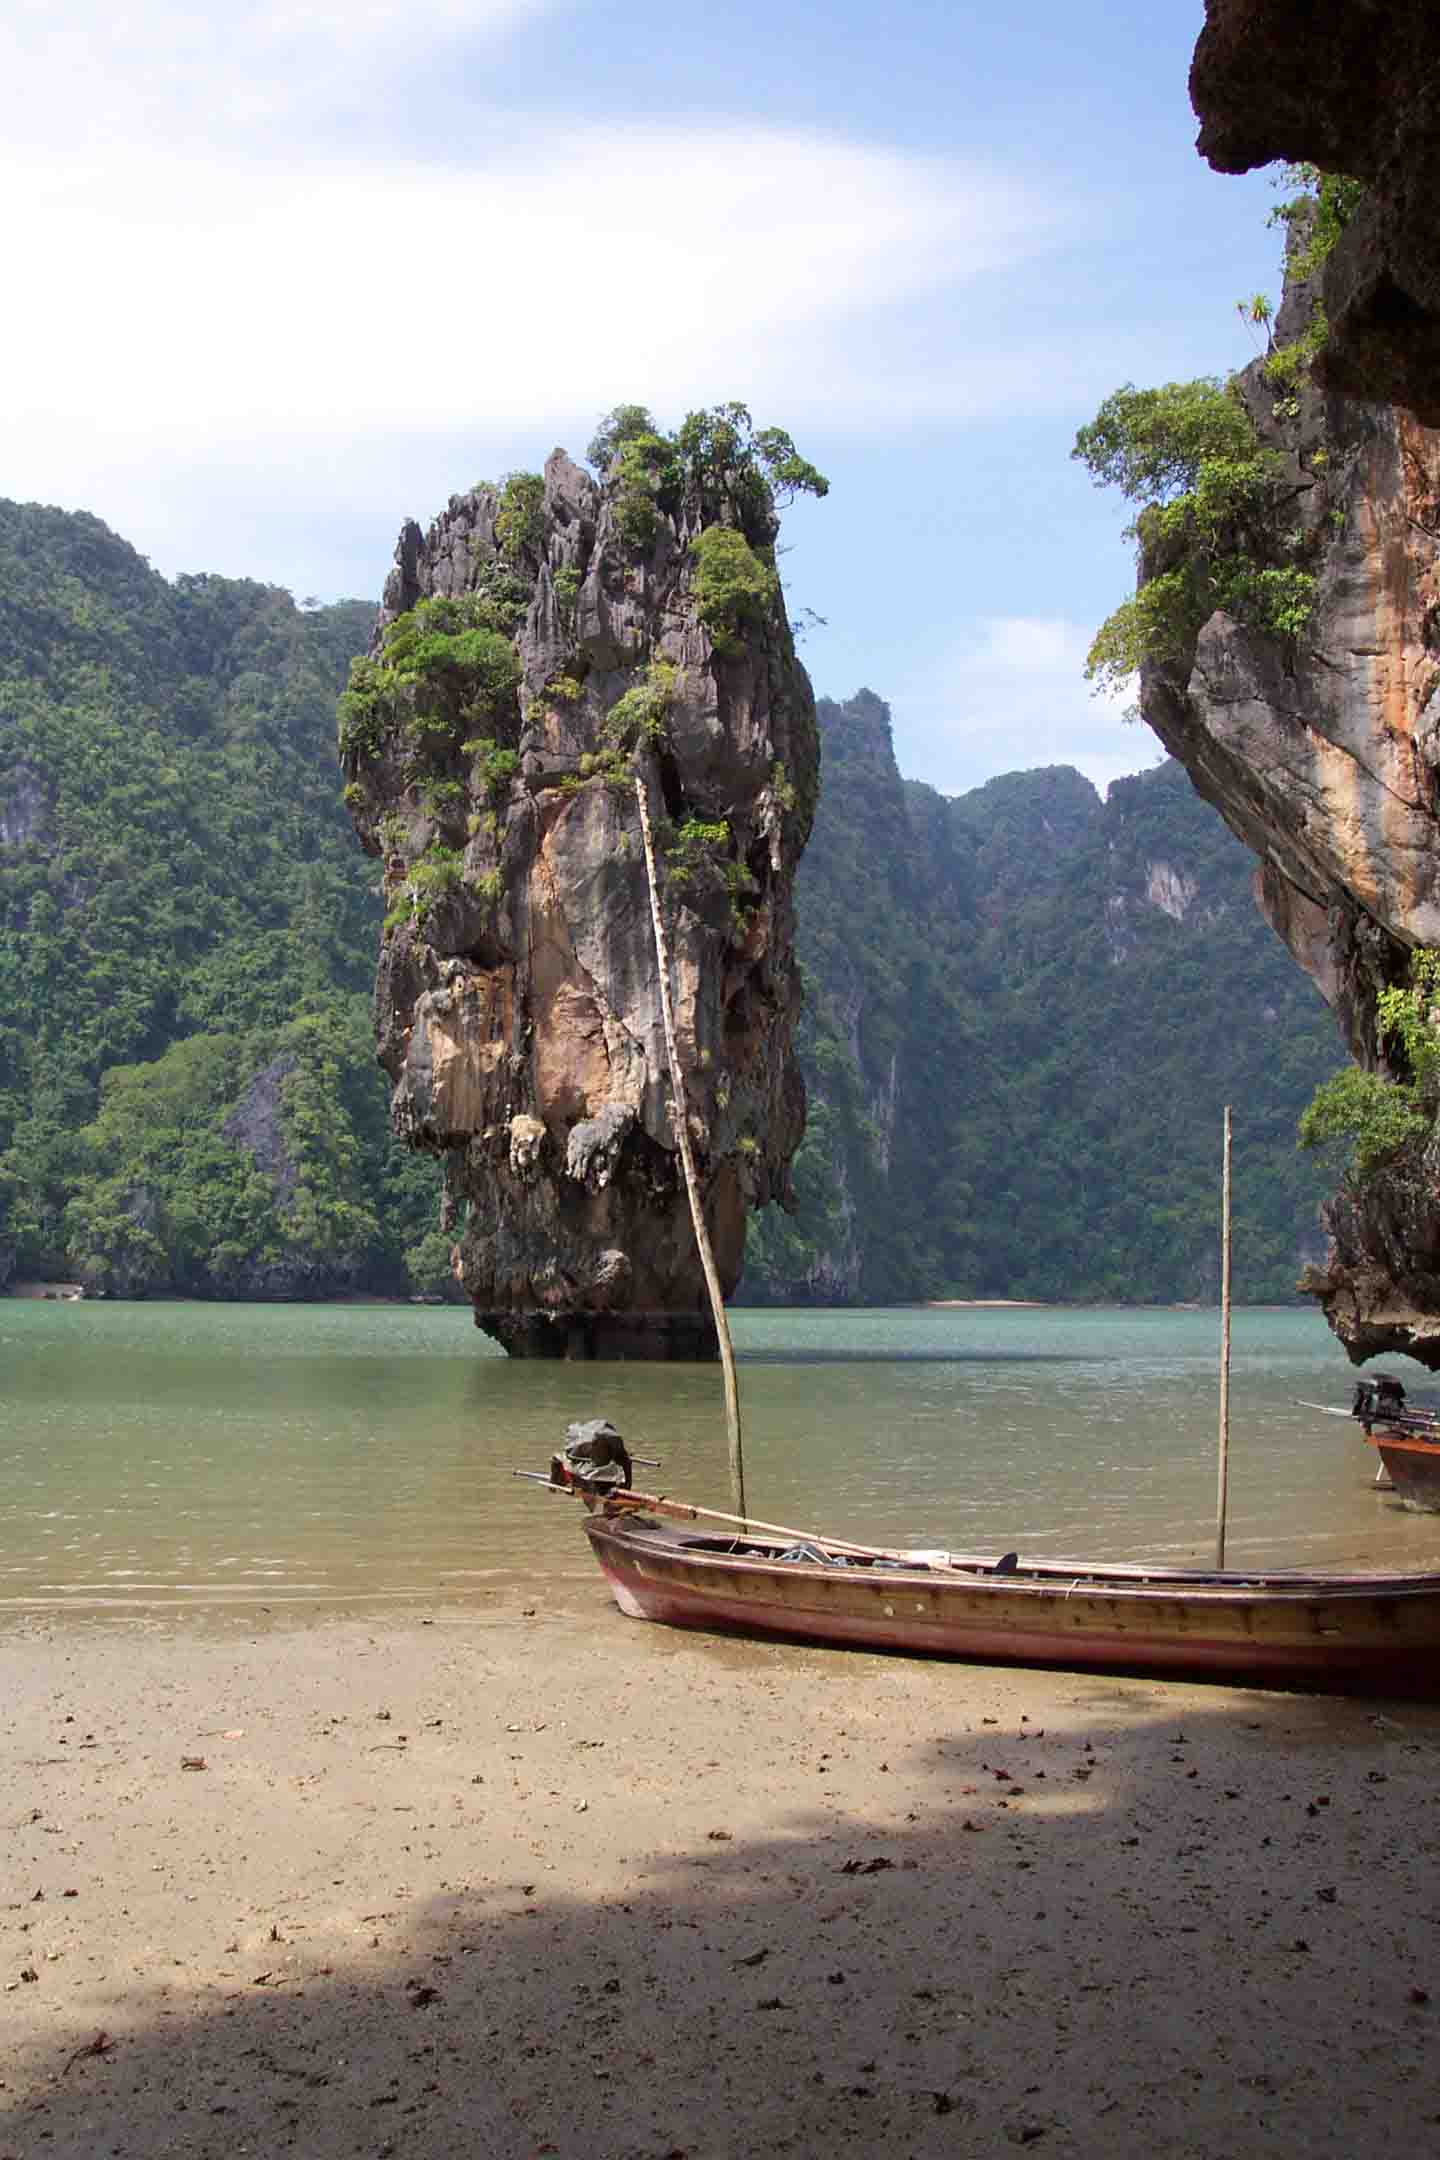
2,0,1285,795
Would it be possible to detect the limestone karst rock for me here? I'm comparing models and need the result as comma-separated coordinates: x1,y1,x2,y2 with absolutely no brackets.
1130,118,1440,1361
340,425,818,1356
1191,0,1440,424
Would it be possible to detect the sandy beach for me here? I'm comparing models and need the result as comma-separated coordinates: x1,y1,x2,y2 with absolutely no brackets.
5,1595,1439,2160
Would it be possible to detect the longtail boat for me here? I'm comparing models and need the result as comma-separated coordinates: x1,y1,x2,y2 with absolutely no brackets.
1350,1374,1440,1513
564,799,1440,1691
529,1424,1440,1694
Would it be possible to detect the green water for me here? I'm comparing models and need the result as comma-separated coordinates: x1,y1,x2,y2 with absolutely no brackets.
3,1299,1438,1611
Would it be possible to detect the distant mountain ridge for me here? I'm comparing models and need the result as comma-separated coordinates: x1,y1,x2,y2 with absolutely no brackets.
740,691,1340,1306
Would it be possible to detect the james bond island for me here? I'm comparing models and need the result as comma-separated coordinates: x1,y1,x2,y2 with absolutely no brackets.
339,407,825,1357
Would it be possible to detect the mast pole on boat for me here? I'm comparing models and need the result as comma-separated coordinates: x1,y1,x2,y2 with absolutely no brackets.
633,774,748,1524
1216,1103,1233,1569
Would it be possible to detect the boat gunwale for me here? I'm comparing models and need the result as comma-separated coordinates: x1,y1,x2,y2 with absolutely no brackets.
1366,1427,1440,1462
585,1512,1440,1606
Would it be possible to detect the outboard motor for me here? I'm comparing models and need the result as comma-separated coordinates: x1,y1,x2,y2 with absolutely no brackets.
550,1418,633,1492
1352,1375,1407,1430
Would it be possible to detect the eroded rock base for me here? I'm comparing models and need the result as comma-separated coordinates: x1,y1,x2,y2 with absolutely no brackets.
477,1307,719,1361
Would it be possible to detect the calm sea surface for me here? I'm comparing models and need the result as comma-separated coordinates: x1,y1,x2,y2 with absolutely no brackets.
3,1300,1439,1612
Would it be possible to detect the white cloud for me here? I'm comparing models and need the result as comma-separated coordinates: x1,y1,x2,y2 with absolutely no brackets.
888,616,1164,797
2,0,549,151
0,106,1069,584
3,130,1058,441
2,0,1133,635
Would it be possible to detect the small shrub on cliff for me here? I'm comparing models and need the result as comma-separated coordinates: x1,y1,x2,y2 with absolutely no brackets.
464,559,532,632
1269,166,1365,285
602,660,676,750
1300,951,1440,1180
418,777,465,818
663,816,730,888
1378,951,1440,1086
342,598,523,767
1074,378,1316,692
675,403,828,537
383,842,465,932
1298,1067,1429,1179
769,760,797,813
611,433,680,548
384,592,522,665
407,626,520,697
573,748,632,790
336,658,393,760
689,527,780,657
1235,169,1364,412
494,472,546,566
462,736,519,802
587,405,659,472
587,401,828,554
1073,380,1259,511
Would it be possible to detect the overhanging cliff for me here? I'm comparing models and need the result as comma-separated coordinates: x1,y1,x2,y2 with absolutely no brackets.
1118,13,1440,1366
1191,0,1440,424
340,416,819,1357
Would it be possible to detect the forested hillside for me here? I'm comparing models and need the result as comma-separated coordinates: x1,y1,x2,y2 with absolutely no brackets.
0,507,1342,1305
740,692,1341,1305
0,501,444,1298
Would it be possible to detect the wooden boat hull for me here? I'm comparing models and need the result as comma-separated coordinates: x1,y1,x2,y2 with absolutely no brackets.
584,1513,1440,1693
1367,1428,1440,1513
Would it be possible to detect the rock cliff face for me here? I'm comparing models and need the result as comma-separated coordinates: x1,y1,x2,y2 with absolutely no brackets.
1131,23,1440,1361
341,439,816,1356
1191,0,1440,424
1143,365,1440,1363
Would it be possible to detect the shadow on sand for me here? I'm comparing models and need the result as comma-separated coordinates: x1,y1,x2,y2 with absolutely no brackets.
8,1620,1440,2160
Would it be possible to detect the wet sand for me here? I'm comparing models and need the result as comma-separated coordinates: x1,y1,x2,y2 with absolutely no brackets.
4,1596,1439,2159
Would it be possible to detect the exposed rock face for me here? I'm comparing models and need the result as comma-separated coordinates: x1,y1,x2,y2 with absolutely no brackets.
342,444,816,1356
1138,241,1440,1360
1191,0,1440,424
222,1056,300,1198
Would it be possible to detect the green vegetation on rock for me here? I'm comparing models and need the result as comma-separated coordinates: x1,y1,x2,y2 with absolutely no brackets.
1300,950,1440,1181
494,471,546,566
587,400,828,552
1074,167,1365,694
1074,379,1315,690
689,527,781,657
601,660,675,750
0,501,448,1298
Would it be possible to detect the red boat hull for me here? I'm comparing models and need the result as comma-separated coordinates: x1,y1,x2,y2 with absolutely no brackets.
1367,1428,1440,1514
584,1514,1440,1693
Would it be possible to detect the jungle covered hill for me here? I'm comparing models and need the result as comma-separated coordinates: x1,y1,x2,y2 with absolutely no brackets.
0,502,1338,1305
0,500,444,1299
740,692,1339,1307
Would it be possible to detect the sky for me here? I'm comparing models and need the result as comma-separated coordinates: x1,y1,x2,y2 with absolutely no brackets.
2,0,1288,798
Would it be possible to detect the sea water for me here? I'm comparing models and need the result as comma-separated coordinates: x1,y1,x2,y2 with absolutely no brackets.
3,1299,1438,1611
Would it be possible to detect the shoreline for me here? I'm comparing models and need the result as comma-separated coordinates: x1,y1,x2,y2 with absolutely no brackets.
4,1284,1319,1314
6,1599,1439,2157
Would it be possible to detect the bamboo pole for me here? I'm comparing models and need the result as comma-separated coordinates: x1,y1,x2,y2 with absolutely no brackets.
1216,1104,1233,1570
515,1474,891,1560
633,774,748,1523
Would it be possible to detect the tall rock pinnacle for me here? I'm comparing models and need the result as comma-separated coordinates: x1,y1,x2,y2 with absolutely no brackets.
340,411,821,1356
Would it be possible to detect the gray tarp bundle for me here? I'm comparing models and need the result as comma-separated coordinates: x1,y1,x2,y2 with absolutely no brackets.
555,1418,633,1491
